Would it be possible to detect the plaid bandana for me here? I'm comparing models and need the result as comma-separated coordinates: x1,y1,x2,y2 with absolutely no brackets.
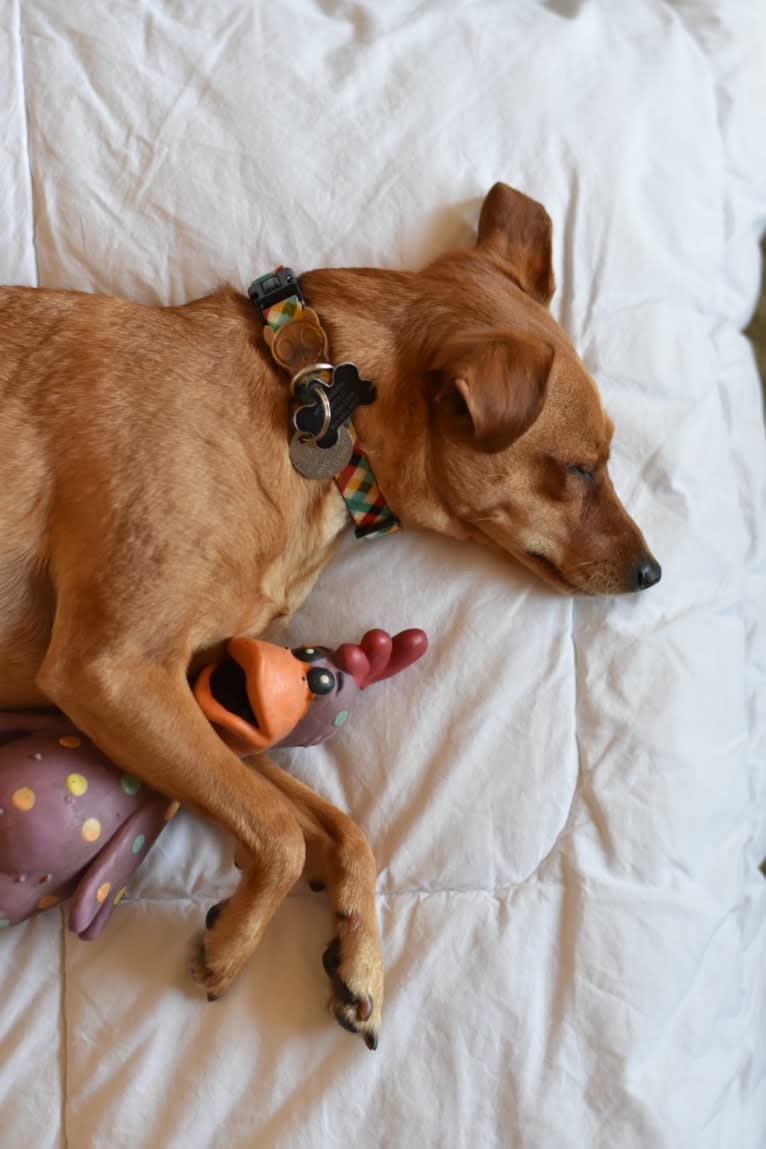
254,273,400,541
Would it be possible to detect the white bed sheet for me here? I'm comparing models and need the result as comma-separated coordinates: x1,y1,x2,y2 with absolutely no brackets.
1,2,765,1147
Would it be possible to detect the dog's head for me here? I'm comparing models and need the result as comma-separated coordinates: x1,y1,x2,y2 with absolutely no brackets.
306,183,660,596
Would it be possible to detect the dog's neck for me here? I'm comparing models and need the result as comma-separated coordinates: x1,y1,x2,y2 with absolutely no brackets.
296,268,456,537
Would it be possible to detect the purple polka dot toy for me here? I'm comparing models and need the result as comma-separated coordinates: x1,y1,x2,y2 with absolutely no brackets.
0,628,426,939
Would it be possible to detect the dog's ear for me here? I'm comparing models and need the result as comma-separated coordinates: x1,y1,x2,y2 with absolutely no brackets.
429,332,554,453
477,183,555,306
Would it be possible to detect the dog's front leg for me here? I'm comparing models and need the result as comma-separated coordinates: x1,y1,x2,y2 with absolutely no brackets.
38,647,305,999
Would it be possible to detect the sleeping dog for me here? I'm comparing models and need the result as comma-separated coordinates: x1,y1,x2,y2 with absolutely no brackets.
0,183,660,1049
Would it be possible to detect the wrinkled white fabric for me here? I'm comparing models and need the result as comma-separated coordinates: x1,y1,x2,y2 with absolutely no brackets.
0,2,764,1146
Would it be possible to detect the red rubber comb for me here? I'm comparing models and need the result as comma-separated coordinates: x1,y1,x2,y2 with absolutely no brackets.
334,629,428,689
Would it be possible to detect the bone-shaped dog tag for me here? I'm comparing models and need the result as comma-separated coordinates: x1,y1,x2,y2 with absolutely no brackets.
292,363,376,450
289,425,354,479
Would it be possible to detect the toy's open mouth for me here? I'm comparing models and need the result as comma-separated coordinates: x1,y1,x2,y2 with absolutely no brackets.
209,659,260,728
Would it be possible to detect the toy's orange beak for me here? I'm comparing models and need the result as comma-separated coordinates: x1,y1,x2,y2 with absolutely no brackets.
193,638,313,753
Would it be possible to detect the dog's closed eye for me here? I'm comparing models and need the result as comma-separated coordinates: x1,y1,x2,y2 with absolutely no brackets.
567,465,595,482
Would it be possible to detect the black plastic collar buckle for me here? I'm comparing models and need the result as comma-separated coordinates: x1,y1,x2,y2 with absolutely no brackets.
247,267,304,322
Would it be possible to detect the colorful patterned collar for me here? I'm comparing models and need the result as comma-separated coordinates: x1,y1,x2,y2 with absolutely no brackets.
248,268,399,541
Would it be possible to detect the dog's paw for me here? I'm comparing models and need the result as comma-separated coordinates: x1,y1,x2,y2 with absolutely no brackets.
190,900,241,1001
322,911,383,1051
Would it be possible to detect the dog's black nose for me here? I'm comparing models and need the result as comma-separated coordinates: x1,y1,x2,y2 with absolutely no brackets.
634,555,662,591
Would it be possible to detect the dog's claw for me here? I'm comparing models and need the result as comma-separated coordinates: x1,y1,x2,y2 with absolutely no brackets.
333,1005,359,1035
331,974,359,1007
205,901,224,930
322,936,342,977
193,943,234,1000
331,1000,378,1050
191,938,211,988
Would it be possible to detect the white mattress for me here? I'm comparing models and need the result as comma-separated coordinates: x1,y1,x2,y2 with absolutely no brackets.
2,2,765,1147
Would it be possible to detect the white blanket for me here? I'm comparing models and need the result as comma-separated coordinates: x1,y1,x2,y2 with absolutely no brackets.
1,2,765,1146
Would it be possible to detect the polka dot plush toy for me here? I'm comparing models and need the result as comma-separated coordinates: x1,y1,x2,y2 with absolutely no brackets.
0,628,426,939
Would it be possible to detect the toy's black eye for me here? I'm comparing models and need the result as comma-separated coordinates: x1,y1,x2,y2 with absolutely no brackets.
293,646,326,664
567,465,595,482
307,667,335,695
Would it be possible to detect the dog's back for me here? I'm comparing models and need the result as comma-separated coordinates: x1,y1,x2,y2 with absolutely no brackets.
0,285,346,706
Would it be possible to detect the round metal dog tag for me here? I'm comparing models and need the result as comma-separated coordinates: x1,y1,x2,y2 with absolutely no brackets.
289,425,353,479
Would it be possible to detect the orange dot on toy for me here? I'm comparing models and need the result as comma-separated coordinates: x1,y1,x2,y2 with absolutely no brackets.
38,895,60,910
12,787,36,812
96,882,111,904
58,736,82,749
164,801,180,822
81,817,101,843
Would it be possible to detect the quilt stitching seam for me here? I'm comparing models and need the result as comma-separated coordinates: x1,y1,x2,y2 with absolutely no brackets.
14,0,39,286
58,906,70,1149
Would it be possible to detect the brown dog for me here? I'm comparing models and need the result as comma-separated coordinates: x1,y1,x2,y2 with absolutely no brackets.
0,183,659,1049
